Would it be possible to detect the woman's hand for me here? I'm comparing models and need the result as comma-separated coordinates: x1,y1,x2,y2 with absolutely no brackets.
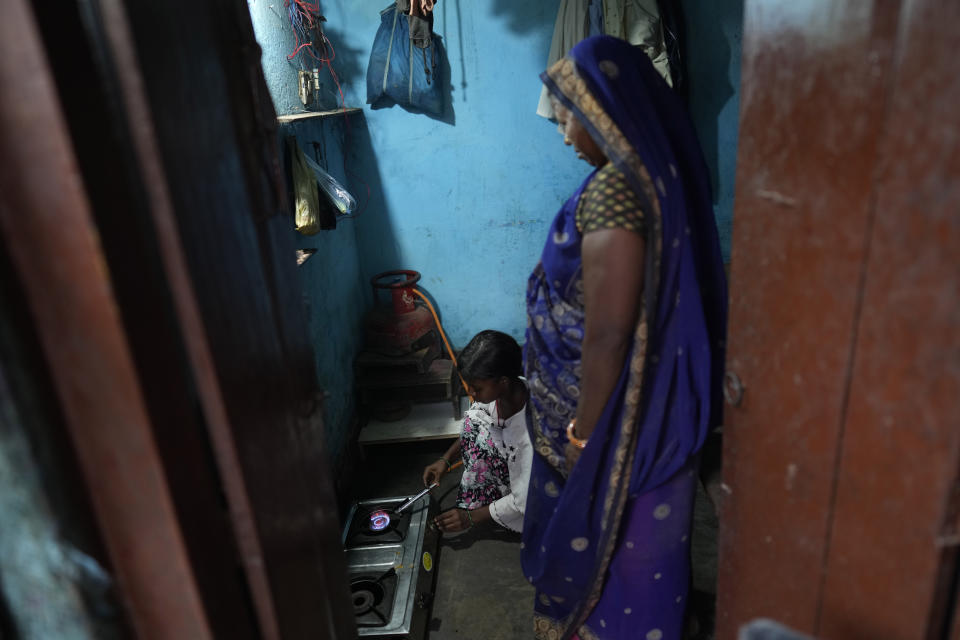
422,459,448,487
433,508,472,533
564,442,583,476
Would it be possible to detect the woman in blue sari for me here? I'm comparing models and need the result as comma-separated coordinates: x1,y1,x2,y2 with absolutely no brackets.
522,36,727,640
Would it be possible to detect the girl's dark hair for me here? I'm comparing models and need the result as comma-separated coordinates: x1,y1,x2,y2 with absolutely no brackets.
457,330,522,381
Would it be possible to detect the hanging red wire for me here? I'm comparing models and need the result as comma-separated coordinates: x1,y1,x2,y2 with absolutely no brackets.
284,0,345,109
283,1,371,217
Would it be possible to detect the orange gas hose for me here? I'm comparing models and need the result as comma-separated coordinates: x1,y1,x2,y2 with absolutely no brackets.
413,288,472,402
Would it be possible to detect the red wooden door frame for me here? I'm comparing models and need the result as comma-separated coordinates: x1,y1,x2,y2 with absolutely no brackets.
717,2,960,638
818,2,960,636
0,1,212,636
717,1,900,634
1,0,356,636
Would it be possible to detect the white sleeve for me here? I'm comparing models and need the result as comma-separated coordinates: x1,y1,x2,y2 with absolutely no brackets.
488,430,533,532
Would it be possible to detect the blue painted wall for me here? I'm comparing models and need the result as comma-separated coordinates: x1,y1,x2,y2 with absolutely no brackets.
330,2,590,349
279,115,367,465
252,0,590,348
249,0,311,116
248,1,744,462
682,0,744,263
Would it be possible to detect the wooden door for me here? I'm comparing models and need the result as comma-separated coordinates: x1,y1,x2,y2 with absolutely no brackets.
717,1,960,638
0,1,212,636
1,0,355,637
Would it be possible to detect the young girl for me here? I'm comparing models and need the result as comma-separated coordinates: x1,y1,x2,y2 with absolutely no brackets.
422,330,532,534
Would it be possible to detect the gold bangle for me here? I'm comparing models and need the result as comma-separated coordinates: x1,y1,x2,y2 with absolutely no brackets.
566,419,587,449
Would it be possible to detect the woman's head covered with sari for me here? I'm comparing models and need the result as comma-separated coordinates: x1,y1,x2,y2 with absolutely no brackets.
522,36,727,638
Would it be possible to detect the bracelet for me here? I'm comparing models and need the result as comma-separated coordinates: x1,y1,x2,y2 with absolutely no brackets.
464,509,474,529
566,419,588,449
440,457,452,471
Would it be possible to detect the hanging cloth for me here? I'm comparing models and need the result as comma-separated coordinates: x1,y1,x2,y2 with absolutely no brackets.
603,0,672,87
536,0,591,120
396,0,436,48
587,0,605,37
537,0,673,119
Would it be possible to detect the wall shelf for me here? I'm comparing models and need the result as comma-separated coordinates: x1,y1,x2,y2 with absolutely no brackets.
277,107,362,123
358,398,467,448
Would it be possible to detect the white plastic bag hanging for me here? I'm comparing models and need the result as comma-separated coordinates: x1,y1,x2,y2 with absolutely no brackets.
303,153,357,216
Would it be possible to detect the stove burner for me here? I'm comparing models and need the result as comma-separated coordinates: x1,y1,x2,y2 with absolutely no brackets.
353,589,375,613
369,510,391,532
351,579,384,615
350,576,393,628
346,507,411,545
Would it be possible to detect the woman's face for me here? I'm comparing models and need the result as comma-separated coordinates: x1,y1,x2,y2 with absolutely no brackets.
552,98,607,167
466,377,505,404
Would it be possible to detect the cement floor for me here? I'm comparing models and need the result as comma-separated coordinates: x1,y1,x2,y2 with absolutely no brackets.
353,440,718,640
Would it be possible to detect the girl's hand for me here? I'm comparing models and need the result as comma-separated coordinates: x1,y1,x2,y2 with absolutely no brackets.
564,442,583,476
422,460,447,487
433,508,472,533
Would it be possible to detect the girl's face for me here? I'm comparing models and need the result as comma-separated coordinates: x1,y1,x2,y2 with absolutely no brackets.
551,97,607,167
466,377,507,404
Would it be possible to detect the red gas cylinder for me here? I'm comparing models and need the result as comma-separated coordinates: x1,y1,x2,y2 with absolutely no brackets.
365,270,438,356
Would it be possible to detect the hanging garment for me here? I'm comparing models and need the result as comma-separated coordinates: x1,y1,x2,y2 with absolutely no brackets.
536,0,591,119
588,0,605,37
603,0,672,87
656,0,685,92
537,0,673,119
396,0,436,48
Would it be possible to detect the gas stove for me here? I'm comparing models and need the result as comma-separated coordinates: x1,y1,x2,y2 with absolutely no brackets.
342,495,440,638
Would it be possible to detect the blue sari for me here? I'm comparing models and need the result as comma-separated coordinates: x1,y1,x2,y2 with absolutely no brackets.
522,37,727,640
